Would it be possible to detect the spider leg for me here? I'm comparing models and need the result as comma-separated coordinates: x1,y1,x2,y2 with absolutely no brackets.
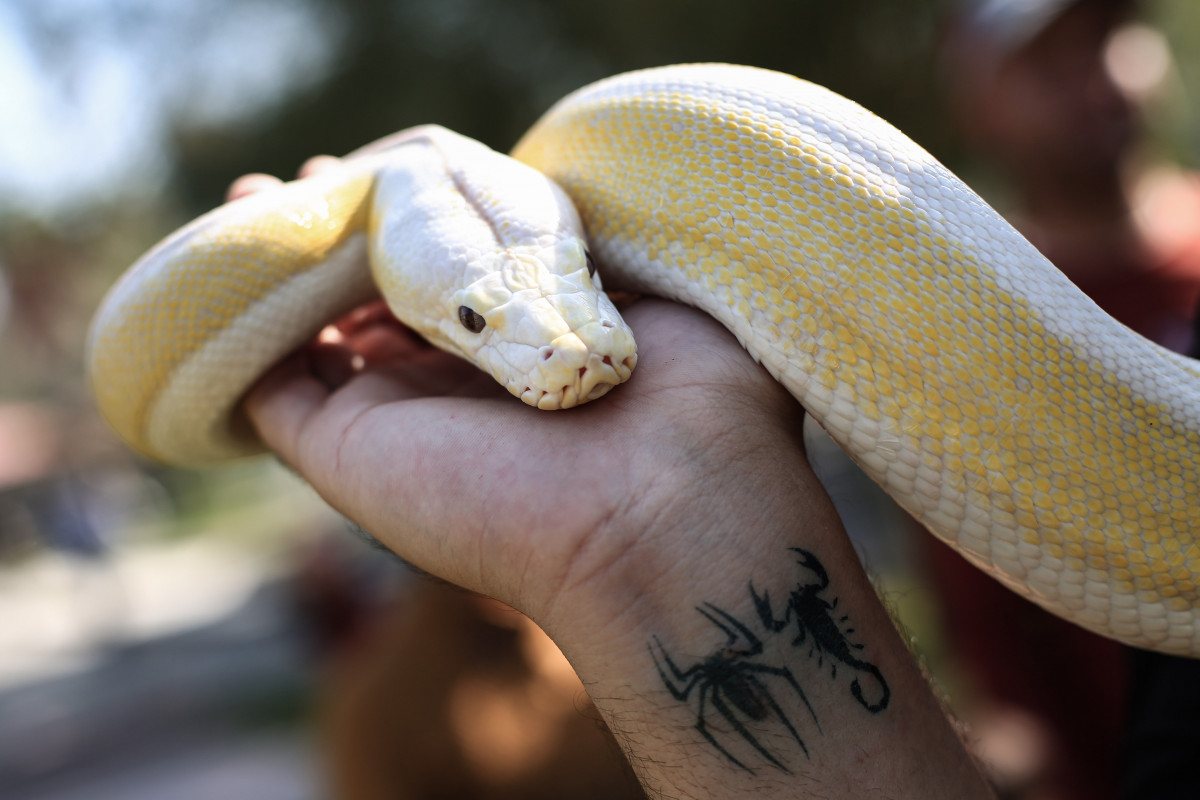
740,663,821,733
649,637,704,701
741,674,810,757
709,689,792,773
750,582,794,633
694,682,756,773
750,581,778,630
696,603,762,655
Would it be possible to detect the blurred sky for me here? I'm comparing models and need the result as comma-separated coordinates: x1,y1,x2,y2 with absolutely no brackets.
3,0,1199,228
0,0,339,217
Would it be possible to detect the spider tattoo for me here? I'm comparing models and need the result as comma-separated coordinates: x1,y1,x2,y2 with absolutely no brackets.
649,602,819,773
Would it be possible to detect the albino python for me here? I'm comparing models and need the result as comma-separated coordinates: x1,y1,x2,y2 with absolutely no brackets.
88,64,1200,656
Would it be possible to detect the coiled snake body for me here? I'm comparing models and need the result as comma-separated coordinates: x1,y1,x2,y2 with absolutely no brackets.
89,64,1200,655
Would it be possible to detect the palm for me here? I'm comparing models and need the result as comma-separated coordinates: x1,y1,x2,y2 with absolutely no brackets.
247,300,804,637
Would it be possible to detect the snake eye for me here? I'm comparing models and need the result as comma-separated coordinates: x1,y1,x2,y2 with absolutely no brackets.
458,306,486,333
585,250,597,278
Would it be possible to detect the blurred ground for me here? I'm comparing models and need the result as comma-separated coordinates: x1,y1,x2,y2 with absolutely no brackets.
0,463,373,800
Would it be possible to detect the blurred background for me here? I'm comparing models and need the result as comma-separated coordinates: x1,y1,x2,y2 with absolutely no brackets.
3,0,1200,798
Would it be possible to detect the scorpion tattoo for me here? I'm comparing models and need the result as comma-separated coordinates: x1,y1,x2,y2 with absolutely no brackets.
649,602,819,773
751,547,890,712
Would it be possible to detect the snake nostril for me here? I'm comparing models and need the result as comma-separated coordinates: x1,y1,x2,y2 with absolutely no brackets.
601,319,615,329
539,346,554,362
602,355,613,366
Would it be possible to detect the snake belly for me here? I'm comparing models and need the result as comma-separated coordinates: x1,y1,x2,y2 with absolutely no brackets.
510,64,1200,656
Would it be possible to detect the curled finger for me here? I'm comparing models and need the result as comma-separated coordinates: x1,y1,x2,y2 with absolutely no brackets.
225,173,283,202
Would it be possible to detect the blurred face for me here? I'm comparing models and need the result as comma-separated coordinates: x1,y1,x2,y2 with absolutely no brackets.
962,3,1138,180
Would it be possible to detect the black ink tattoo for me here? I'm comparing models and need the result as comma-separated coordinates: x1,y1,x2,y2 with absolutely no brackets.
649,602,818,774
650,548,890,771
751,547,890,712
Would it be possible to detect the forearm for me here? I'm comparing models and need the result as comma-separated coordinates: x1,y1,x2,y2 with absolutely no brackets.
547,432,994,799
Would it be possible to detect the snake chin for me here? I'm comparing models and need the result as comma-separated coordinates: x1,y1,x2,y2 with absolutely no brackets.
521,381,611,410
517,353,637,410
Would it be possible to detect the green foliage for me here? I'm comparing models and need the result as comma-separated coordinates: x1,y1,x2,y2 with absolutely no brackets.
171,0,959,211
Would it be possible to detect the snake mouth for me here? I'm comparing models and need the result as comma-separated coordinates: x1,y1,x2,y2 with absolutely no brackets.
518,353,637,410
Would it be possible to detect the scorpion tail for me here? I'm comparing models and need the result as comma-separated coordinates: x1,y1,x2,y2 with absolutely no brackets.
849,663,890,713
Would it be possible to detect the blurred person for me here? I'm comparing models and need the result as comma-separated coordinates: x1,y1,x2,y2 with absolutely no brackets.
310,572,648,800
948,0,1200,351
286,516,648,799
0,265,10,338
941,0,1200,797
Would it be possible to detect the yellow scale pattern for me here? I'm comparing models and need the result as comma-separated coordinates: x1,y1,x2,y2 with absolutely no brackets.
514,65,1200,653
89,170,375,458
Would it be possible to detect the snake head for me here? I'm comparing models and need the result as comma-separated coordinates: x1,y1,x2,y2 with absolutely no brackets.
367,127,636,409
450,238,637,409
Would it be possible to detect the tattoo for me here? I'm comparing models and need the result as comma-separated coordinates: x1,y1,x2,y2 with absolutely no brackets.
650,603,818,773
751,548,890,713
650,548,888,773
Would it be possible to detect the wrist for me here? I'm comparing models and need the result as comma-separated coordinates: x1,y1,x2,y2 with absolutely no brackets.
538,422,992,799
542,389,814,654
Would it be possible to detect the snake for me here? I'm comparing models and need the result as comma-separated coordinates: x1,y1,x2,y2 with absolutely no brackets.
87,63,1200,656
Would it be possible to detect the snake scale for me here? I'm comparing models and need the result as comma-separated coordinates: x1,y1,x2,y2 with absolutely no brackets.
88,64,1200,656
